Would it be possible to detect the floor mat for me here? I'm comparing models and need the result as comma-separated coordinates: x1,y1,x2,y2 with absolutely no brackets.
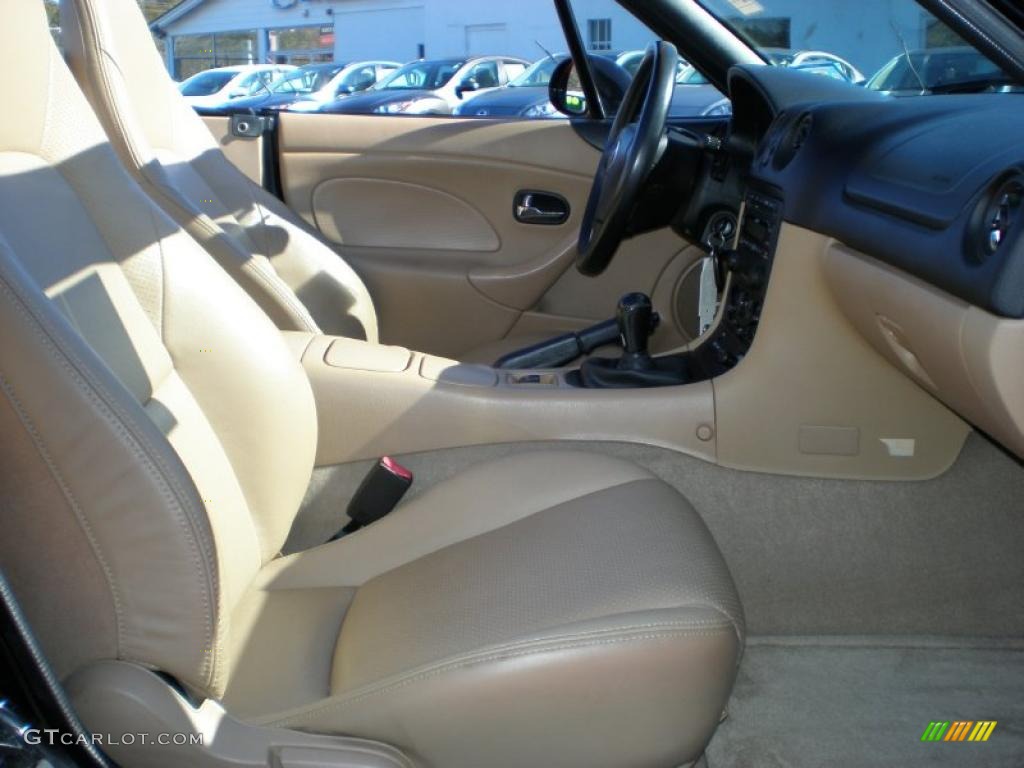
706,637,1024,768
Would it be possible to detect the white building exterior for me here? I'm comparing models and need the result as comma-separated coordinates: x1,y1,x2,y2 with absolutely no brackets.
153,0,939,82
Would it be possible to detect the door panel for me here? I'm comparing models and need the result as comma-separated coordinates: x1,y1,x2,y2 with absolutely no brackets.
278,113,700,357
202,116,263,185
312,178,500,251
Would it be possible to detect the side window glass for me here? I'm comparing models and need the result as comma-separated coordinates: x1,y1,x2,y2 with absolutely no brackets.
246,72,271,96
467,62,500,89
351,66,377,90
504,62,527,82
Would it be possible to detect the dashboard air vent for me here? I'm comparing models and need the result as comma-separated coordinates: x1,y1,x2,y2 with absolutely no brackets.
773,113,813,171
969,172,1023,263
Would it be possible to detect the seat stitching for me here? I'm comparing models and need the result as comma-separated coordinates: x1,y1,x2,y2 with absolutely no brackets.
76,0,152,173
146,206,166,337
150,182,320,334
75,0,316,339
271,622,734,727
38,32,56,154
0,262,219,691
0,374,126,660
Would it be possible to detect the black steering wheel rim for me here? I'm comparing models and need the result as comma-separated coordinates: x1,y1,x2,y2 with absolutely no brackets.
576,41,679,277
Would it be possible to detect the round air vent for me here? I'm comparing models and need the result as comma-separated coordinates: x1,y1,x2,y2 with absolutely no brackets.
757,111,787,169
968,172,1024,263
772,113,813,171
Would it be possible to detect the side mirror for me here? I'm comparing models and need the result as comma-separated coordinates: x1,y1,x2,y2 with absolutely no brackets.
228,88,249,99
456,77,481,99
548,55,632,118
335,85,355,96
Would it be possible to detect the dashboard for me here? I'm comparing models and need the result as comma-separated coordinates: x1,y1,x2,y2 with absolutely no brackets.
728,64,1024,318
687,64,1024,461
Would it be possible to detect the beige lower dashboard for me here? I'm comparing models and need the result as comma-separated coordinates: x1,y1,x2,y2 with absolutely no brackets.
292,334,718,467
824,242,1024,461
287,221,978,482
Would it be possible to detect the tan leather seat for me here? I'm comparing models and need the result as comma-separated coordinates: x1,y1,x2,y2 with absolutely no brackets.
60,0,558,364
0,3,742,767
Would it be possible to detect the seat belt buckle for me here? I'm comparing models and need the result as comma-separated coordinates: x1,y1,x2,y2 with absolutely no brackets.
331,457,413,540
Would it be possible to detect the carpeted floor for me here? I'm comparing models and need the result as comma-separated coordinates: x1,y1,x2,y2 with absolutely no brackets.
706,637,1024,768
291,434,1024,638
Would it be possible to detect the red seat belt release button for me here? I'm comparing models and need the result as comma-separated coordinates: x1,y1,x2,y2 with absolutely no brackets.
334,457,414,538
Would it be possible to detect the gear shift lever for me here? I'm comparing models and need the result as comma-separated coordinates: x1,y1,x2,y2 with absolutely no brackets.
574,292,688,388
617,292,655,371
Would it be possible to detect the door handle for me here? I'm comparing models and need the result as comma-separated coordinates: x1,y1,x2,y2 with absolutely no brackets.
514,191,570,225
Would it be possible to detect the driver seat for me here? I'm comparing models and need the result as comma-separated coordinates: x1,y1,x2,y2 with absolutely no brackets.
61,0,546,362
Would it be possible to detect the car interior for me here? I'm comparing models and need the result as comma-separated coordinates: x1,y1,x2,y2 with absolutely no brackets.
0,0,1022,766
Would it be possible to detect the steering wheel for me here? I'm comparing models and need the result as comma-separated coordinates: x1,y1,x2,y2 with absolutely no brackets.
577,41,679,276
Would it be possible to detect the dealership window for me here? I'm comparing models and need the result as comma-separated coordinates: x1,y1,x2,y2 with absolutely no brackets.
174,31,258,81
587,19,613,51
269,25,335,66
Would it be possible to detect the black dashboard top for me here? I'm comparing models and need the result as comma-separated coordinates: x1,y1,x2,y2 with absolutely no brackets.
728,65,1024,318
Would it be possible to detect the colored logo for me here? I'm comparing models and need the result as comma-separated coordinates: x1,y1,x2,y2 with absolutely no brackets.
921,721,997,742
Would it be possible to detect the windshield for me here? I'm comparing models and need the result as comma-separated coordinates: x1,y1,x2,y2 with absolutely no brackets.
695,0,1016,95
510,57,565,87
867,48,1005,92
377,59,465,91
179,71,235,97
272,66,343,95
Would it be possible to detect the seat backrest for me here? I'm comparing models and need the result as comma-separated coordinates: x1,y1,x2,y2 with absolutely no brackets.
62,0,379,342
0,0,317,699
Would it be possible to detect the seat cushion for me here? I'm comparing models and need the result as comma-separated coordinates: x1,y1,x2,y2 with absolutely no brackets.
232,452,744,768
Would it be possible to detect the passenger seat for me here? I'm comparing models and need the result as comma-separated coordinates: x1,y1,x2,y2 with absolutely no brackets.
61,0,570,362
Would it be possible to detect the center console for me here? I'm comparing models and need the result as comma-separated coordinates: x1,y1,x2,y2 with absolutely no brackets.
290,333,718,468
290,186,784,465
514,185,785,388
684,186,784,378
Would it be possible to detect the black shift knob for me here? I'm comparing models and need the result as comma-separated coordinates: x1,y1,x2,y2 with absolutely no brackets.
617,292,654,356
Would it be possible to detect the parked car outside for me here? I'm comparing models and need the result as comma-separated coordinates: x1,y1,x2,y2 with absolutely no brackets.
287,61,402,112
867,46,1011,93
320,56,530,116
617,49,691,79
453,55,570,118
763,48,866,83
668,65,726,117
197,62,343,112
178,64,294,109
